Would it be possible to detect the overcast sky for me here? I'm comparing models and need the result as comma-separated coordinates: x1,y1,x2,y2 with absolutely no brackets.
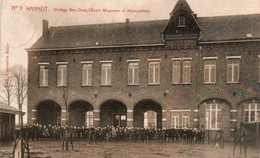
0,0,260,70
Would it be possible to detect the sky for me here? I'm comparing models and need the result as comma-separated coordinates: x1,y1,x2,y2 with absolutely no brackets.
0,0,260,122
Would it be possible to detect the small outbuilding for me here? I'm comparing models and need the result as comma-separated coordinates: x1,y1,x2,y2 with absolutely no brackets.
0,102,20,142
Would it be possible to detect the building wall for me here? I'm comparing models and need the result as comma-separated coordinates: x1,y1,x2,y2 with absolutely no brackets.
0,113,15,142
27,41,260,137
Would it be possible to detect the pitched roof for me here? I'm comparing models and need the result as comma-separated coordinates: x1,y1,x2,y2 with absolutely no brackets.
29,14,260,50
198,14,260,42
0,102,21,115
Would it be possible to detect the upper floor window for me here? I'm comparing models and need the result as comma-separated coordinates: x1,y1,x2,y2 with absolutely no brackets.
82,62,92,86
101,61,112,85
172,60,181,84
204,59,217,83
183,60,191,84
227,57,240,83
128,60,139,85
57,63,67,86
148,59,160,85
205,102,222,130
245,101,260,122
178,16,186,27
39,63,49,86
172,58,191,84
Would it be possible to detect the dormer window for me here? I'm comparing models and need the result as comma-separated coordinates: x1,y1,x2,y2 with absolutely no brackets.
178,16,186,27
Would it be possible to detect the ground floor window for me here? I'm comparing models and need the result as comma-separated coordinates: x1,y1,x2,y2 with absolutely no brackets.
182,113,189,128
144,110,157,128
85,111,93,127
245,101,260,122
171,114,179,128
205,103,222,130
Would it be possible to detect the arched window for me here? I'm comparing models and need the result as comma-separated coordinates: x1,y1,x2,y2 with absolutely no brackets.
205,102,222,130
144,110,157,128
244,101,260,122
85,111,93,127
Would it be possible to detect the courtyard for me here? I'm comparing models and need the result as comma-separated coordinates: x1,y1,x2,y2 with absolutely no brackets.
0,141,259,158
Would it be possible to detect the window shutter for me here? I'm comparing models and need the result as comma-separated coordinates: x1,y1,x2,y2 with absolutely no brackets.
155,65,160,83
57,69,62,86
234,64,239,82
211,63,216,83
148,65,153,83
134,67,139,84
39,68,44,86
63,67,67,86
172,61,180,83
128,66,133,84
204,65,210,83
88,68,92,85
107,67,112,85
227,63,232,82
45,69,48,86
101,66,106,85
82,68,87,85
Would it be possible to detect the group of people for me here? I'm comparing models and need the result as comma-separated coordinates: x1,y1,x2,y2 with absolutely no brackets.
21,124,206,144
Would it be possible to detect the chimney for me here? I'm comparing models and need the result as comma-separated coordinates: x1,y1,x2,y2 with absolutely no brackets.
42,20,49,35
194,14,197,19
126,18,130,32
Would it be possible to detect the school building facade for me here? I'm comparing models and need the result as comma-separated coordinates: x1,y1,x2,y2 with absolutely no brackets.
26,0,260,139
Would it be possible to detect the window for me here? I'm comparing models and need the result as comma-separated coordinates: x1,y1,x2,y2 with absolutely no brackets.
39,64,48,86
57,64,67,86
204,60,216,83
182,113,190,128
101,62,112,85
148,61,160,84
171,114,179,128
128,62,139,85
172,61,181,84
82,63,92,86
227,59,239,83
206,103,222,130
178,16,186,26
85,111,93,127
183,61,191,83
245,102,260,122
172,58,192,84
144,110,157,128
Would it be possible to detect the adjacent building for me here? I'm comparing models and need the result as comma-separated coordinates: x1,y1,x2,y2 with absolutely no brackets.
26,0,260,141
0,102,20,142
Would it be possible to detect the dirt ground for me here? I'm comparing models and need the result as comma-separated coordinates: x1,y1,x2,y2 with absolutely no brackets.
0,141,259,158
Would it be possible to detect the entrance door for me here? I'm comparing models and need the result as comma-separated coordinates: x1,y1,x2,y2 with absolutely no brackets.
113,114,126,127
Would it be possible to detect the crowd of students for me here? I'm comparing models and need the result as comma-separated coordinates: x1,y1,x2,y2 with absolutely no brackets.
21,124,206,144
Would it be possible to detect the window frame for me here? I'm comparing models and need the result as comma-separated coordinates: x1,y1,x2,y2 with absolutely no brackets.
100,61,112,86
128,60,139,85
85,111,94,127
178,16,186,27
244,101,260,122
148,59,160,85
38,63,49,87
205,102,222,130
81,61,93,86
204,59,217,84
56,62,68,87
226,57,240,83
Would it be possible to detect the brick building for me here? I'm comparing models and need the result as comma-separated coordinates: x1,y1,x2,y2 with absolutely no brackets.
26,0,259,139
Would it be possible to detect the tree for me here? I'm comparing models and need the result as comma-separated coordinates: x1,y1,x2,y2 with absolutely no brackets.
11,65,27,127
0,70,14,106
